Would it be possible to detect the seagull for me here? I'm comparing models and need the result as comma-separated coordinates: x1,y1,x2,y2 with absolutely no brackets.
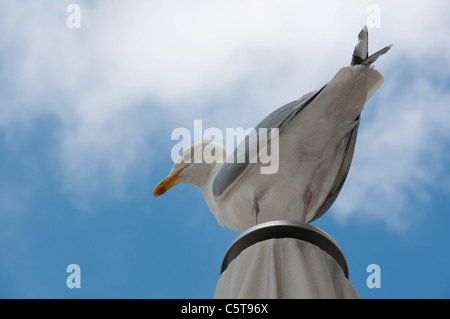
154,27,392,233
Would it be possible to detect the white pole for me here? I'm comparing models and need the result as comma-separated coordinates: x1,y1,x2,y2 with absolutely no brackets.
214,221,359,299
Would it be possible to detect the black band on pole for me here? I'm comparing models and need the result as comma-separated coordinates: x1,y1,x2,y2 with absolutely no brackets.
220,221,349,279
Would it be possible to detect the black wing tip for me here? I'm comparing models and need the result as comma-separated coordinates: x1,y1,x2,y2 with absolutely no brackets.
351,26,392,67
350,26,369,66
360,44,393,67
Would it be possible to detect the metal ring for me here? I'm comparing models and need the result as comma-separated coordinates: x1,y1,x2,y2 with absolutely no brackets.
220,221,349,279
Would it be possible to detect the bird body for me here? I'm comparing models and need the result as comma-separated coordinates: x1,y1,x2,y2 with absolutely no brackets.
200,65,382,232
154,27,391,233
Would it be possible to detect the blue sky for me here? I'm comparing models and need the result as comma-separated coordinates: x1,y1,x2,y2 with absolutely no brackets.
1,0,449,298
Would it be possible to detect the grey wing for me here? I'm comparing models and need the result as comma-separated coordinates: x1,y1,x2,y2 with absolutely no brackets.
309,118,360,222
254,88,323,131
212,86,326,199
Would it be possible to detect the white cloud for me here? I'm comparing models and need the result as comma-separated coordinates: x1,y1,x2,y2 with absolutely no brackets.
1,0,449,226
333,68,450,229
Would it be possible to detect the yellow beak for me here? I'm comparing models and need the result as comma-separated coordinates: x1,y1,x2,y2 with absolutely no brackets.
153,166,188,197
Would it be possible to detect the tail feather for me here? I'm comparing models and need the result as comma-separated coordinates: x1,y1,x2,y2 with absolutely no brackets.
351,26,392,67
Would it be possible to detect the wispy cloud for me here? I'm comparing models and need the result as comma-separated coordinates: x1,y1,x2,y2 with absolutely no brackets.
333,70,450,229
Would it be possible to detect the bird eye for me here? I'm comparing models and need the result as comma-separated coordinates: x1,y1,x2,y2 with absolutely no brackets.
184,154,191,162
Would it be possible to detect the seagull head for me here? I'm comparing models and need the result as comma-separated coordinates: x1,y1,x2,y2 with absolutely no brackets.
153,141,229,197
